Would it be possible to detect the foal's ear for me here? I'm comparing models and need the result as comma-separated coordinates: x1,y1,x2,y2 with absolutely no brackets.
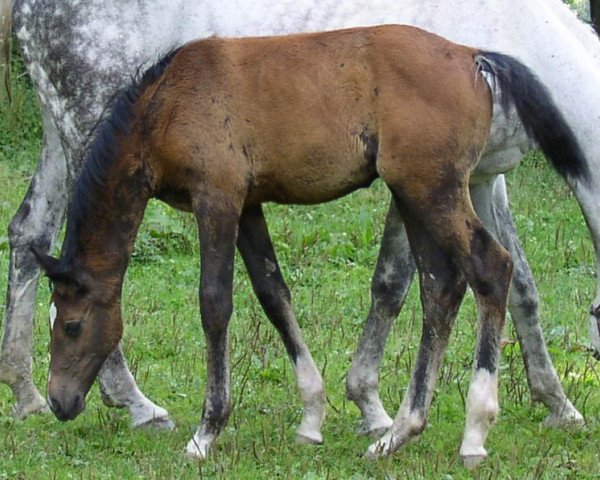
30,246,61,276
29,246,88,294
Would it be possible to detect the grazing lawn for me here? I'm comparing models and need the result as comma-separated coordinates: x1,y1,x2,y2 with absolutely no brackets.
1,48,599,479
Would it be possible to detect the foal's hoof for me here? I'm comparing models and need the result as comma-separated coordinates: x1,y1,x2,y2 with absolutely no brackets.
363,438,394,459
132,415,175,431
296,430,323,445
461,454,487,470
185,436,212,460
185,445,207,461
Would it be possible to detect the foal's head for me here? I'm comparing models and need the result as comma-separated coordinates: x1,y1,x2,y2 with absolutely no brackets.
29,47,182,422
33,250,123,420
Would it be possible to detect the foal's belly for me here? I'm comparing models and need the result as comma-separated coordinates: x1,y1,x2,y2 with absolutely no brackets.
247,145,378,206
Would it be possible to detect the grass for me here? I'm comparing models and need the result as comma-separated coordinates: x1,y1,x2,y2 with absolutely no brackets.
0,47,599,479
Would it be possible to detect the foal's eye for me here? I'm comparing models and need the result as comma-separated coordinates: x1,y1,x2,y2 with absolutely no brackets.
64,321,82,337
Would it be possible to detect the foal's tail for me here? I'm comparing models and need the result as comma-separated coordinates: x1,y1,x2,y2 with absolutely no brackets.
0,0,11,102
475,51,588,182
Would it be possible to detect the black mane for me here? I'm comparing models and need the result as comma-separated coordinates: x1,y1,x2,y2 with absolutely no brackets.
61,47,182,262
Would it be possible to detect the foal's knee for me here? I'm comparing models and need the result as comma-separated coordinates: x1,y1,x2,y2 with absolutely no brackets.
254,283,292,314
420,262,466,316
488,251,513,301
200,285,233,333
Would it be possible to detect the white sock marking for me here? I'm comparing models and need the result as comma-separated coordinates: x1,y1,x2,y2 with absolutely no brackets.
460,369,498,459
294,352,325,443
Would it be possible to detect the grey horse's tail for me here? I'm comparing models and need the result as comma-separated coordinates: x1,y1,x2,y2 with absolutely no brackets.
0,0,12,102
475,51,588,182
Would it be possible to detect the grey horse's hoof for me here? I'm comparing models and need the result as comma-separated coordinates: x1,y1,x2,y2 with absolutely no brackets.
356,417,393,438
296,431,323,445
133,415,175,431
461,454,487,470
13,396,51,420
543,408,585,428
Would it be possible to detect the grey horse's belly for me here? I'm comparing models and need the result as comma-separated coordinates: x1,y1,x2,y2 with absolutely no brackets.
470,101,534,185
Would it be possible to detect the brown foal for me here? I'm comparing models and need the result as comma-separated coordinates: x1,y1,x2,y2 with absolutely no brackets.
32,25,585,466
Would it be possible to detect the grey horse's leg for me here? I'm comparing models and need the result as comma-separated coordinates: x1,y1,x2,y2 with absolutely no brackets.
98,346,174,429
471,175,583,425
0,114,66,419
346,200,416,436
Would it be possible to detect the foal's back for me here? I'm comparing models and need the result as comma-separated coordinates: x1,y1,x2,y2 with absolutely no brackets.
142,25,492,207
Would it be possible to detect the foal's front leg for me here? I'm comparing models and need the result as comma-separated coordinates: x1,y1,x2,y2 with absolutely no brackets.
237,206,325,444
186,198,241,459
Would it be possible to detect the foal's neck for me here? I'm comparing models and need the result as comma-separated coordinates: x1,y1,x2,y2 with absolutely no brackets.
63,150,151,289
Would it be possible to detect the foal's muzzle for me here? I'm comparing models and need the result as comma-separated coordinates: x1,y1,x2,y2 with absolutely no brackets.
47,393,86,421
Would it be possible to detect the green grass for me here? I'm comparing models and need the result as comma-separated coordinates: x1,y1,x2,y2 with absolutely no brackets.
1,49,599,479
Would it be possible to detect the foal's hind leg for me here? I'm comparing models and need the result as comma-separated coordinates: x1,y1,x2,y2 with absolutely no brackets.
237,206,325,444
432,206,512,468
365,209,466,457
346,199,415,436
472,177,582,426
378,149,512,465
420,206,511,469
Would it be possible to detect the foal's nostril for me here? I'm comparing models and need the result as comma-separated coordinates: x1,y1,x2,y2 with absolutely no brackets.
48,395,64,418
